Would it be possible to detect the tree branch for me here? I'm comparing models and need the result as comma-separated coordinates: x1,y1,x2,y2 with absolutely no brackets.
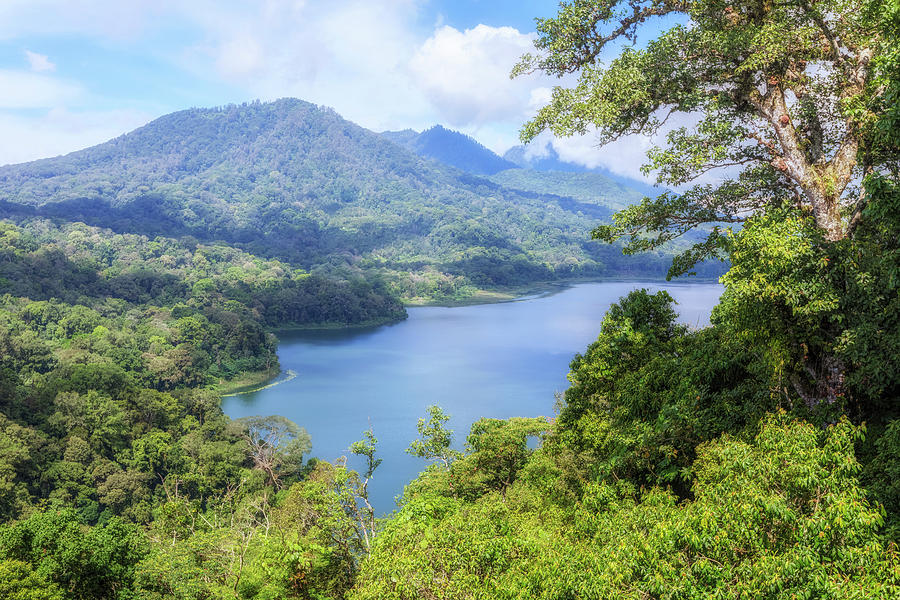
797,0,847,71
542,1,687,73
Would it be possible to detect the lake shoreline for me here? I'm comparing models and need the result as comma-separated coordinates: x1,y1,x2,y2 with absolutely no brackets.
264,277,724,334
219,369,298,397
222,280,725,513
268,314,408,333
213,367,282,396
231,277,723,397
404,275,723,308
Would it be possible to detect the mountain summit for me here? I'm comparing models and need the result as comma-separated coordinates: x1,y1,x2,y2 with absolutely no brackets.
382,125,517,175
0,99,679,299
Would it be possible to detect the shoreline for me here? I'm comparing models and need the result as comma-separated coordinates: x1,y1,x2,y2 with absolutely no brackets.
267,314,408,333
404,275,722,308
218,369,298,397
221,276,723,396
214,367,281,396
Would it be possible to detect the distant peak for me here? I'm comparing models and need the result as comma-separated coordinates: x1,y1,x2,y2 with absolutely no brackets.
383,125,516,176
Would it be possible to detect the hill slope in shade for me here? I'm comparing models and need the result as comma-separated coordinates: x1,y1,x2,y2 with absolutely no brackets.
382,125,647,212
381,125,518,175
0,99,689,301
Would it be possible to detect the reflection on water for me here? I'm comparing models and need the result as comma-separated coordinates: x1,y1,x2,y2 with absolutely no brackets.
222,281,723,513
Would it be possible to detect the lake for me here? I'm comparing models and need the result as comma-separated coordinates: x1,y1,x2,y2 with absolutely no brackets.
222,281,723,513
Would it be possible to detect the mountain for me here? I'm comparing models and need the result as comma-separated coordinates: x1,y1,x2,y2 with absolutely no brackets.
381,125,518,175
488,169,644,212
379,128,419,147
504,142,662,198
380,125,655,212
0,99,682,303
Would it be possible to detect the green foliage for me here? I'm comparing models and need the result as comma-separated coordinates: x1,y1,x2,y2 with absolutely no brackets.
0,509,146,600
559,290,772,490
349,429,382,483
0,560,64,600
709,180,900,418
453,418,550,501
407,405,461,467
0,319,258,525
354,414,900,599
136,461,372,599
401,417,551,504
865,419,900,541
0,100,677,305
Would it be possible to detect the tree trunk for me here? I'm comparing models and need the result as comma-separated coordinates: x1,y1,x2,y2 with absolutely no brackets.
754,87,856,243
808,187,847,241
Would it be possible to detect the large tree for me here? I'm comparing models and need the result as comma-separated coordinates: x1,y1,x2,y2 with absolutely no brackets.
515,0,896,273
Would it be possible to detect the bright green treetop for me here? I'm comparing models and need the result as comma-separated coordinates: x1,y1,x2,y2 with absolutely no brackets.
407,405,461,467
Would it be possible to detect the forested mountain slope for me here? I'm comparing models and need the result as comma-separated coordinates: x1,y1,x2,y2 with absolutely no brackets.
381,125,518,175
381,125,648,212
489,168,644,212
0,99,683,304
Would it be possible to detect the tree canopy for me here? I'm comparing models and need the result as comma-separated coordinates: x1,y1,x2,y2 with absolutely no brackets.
516,0,897,274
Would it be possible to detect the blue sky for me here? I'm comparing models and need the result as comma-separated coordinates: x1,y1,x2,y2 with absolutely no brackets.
0,0,672,179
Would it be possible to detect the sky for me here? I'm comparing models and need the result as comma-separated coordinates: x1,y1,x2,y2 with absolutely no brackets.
0,0,674,181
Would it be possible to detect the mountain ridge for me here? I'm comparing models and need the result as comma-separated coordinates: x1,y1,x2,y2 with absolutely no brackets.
381,124,517,175
0,98,695,303
381,124,658,211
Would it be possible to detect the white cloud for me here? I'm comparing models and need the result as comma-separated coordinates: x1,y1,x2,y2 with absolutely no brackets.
516,111,732,187
24,50,55,72
552,131,656,181
0,0,166,41
409,24,540,127
0,70,81,108
527,87,552,111
174,0,433,132
0,108,152,166
215,35,265,78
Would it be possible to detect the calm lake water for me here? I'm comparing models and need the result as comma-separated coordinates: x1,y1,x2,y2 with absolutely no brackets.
222,281,723,513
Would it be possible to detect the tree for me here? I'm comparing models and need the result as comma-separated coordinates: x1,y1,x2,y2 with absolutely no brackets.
0,509,146,600
231,415,311,487
516,0,894,270
407,405,461,467
516,0,900,407
348,428,381,552
450,417,550,501
353,414,900,600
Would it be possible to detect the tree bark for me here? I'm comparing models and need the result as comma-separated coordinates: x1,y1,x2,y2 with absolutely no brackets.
750,87,855,241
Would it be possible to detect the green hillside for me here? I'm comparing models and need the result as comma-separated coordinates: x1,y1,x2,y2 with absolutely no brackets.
489,168,645,211
0,218,405,389
0,99,681,304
